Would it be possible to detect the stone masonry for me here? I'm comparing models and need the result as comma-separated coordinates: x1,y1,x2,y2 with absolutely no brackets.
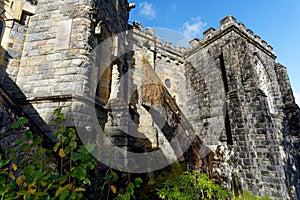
0,0,299,199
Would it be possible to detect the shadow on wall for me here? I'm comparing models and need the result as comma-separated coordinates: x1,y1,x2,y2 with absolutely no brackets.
0,44,57,152
282,102,300,199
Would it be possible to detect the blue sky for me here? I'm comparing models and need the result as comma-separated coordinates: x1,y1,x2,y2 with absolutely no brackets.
129,0,300,105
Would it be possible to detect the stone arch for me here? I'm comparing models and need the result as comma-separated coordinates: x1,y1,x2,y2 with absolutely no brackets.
94,22,115,105
253,53,275,113
0,19,4,41
0,18,5,62
0,16,9,65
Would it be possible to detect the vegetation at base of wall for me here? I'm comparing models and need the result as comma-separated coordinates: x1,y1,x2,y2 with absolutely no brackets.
138,162,187,199
233,190,272,200
157,170,272,200
157,170,233,200
0,108,142,200
0,107,272,200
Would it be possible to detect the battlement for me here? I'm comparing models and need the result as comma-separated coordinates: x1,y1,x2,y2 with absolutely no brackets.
131,15,275,60
188,15,276,58
131,26,187,55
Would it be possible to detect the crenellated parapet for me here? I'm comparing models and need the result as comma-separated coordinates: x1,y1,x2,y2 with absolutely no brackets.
131,26,187,61
187,15,276,59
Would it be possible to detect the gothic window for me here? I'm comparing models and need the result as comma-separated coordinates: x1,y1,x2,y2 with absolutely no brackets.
0,19,4,42
255,56,275,114
95,23,114,105
0,19,5,64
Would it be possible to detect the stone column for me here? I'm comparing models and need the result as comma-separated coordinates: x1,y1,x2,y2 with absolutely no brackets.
108,64,120,101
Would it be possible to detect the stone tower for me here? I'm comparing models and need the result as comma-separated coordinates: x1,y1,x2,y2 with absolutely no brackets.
1,0,135,143
0,1,299,199
183,16,299,198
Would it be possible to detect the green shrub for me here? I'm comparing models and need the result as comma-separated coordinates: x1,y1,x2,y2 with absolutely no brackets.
233,190,272,200
0,108,141,200
156,170,272,200
157,170,233,200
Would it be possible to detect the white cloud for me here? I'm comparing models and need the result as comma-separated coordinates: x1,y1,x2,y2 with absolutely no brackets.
178,16,207,46
139,1,157,20
294,91,300,106
182,16,207,39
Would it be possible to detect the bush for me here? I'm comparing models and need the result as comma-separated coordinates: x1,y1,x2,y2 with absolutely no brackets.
157,170,233,200
0,108,141,200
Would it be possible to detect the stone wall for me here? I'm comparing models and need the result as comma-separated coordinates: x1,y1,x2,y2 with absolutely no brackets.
1,0,131,132
184,15,299,199
275,63,300,199
0,0,299,198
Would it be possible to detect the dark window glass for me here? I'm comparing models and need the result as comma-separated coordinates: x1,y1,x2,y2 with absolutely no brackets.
0,21,3,37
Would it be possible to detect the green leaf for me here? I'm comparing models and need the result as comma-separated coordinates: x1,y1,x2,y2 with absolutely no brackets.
18,190,29,195
112,171,118,182
40,170,52,181
58,126,66,133
115,194,124,200
55,115,64,124
54,126,66,138
24,130,33,140
126,182,134,195
34,167,43,179
0,159,11,168
32,136,43,146
55,184,72,197
83,177,91,185
78,144,96,155
69,141,77,150
134,177,143,188
35,192,48,197
72,167,86,181
0,176,6,185
53,142,61,152
124,192,131,200
60,189,69,200
15,136,26,145
55,187,65,197
67,129,77,141
74,187,85,192
19,157,28,167
70,152,84,161
23,165,35,177
104,171,111,181
64,147,71,155
83,161,95,169
60,135,68,143
54,107,62,116
18,143,29,152
11,117,29,128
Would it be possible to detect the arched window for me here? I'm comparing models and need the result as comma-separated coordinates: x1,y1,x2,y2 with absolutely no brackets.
94,23,114,105
0,19,4,42
255,56,275,114
0,19,5,64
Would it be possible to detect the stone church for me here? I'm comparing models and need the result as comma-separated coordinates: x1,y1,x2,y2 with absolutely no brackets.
0,0,299,199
